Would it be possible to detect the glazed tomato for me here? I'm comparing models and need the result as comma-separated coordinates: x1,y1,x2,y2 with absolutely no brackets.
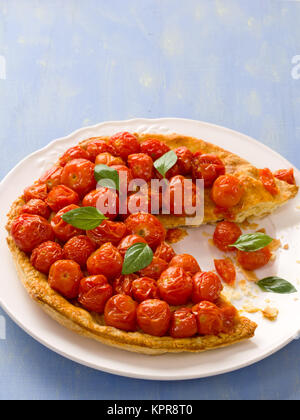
174,146,193,175
165,175,200,216
24,183,48,202
192,301,223,335
165,162,181,179
126,185,162,216
86,139,109,161
11,214,54,253
59,146,91,166
95,152,124,167
125,213,166,249
51,204,84,243
78,275,113,313
63,235,96,267
140,138,170,161
87,242,123,280
214,259,236,286
61,158,96,197
19,199,51,219
192,271,223,303
259,168,279,196
108,132,140,161
192,153,226,188
218,301,238,333
46,184,79,212
131,277,160,302
169,308,198,338
237,247,272,271
48,259,83,299
104,294,137,331
30,241,64,274
211,175,244,208
157,266,193,305
110,164,133,191
136,299,171,336
274,168,295,185
117,234,146,257
139,257,168,280
169,253,201,276
39,165,63,190
154,241,175,263
213,221,242,252
112,274,138,296
87,220,127,246
127,153,153,182
82,188,119,220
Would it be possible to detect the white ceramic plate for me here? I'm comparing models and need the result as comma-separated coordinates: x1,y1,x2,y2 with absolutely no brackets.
1,118,300,381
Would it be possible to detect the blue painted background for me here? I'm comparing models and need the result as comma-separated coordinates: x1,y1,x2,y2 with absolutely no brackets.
1,0,300,400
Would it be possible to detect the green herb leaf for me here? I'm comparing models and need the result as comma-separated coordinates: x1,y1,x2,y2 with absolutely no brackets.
153,150,178,178
229,233,273,252
61,206,107,230
94,164,119,190
122,243,153,275
257,277,297,294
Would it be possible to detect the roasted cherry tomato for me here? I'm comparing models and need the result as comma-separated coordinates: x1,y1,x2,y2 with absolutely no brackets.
24,183,48,202
30,241,64,274
61,158,96,197
63,235,96,267
131,277,160,302
112,274,138,296
192,301,223,335
117,234,146,257
136,299,171,337
165,175,200,216
78,275,113,313
139,257,168,280
154,241,176,263
274,168,296,185
82,188,119,220
192,153,226,188
85,138,109,161
127,153,153,182
169,307,198,338
48,259,83,299
39,165,63,190
110,164,133,192
11,214,54,253
59,146,91,166
157,266,193,305
95,152,124,167
46,184,79,212
51,204,84,243
104,294,137,331
87,220,127,246
213,221,242,252
87,242,123,280
175,146,193,175
237,247,272,271
211,175,244,208
217,301,238,333
125,213,166,249
214,258,236,286
192,271,223,303
259,168,279,196
169,253,201,276
108,132,140,161
140,138,170,161
19,199,51,219
126,185,162,216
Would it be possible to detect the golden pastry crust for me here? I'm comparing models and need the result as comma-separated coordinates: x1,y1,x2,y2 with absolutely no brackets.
7,198,256,355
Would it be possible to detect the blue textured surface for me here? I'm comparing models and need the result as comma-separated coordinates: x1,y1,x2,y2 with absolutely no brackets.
1,0,300,400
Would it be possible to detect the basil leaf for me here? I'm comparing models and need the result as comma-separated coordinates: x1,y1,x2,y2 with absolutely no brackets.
61,206,107,230
122,243,153,275
154,150,178,178
257,277,297,294
229,233,273,252
94,164,119,190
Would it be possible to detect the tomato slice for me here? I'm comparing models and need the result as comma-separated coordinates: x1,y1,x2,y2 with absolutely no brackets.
259,168,279,196
214,259,236,286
